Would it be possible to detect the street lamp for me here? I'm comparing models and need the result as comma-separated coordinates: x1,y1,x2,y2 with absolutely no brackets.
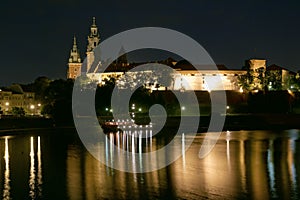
131,103,135,110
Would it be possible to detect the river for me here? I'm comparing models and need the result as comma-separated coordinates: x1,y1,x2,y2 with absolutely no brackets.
0,128,299,199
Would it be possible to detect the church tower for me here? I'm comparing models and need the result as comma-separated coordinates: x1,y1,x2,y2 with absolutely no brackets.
86,17,100,73
67,36,82,79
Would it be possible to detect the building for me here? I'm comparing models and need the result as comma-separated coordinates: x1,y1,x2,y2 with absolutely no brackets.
266,64,296,90
68,18,297,92
0,84,41,115
172,60,246,91
67,17,100,79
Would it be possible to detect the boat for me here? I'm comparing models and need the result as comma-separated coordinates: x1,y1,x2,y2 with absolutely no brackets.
100,119,153,133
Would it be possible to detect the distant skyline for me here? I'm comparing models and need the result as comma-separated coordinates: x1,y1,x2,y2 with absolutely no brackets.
1,0,300,86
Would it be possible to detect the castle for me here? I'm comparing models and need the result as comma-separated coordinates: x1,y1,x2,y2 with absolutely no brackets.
67,18,296,92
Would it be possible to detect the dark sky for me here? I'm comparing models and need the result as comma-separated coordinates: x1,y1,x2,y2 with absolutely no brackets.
1,0,300,86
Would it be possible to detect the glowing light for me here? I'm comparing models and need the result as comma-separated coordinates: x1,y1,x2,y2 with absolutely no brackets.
226,106,230,110
138,108,142,112
239,87,243,93
181,106,185,111
288,89,295,97
105,108,108,111
30,105,35,109
5,102,9,106
37,103,41,107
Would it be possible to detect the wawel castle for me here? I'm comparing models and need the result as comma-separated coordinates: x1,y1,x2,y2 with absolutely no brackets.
67,17,296,92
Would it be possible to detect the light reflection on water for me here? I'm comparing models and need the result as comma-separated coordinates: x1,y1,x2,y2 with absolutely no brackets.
3,137,10,200
29,136,35,199
0,129,299,199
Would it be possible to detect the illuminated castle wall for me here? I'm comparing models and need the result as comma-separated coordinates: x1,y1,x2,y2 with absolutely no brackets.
66,18,257,91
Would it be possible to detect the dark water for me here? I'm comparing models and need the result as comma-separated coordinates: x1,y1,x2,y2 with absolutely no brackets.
0,128,299,199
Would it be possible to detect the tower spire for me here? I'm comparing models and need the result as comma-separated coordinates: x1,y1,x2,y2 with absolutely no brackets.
69,35,81,63
67,35,82,79
73,35,77,46
87,17,100,52
92,17,96,27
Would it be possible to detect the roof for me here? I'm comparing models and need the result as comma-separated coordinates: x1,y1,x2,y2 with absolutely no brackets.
174,60,228,70
267,64,296,75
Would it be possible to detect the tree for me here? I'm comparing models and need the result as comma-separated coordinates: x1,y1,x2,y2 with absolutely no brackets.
42,79,74,124
255,67,266,91
265,70,282,90
238,69,254,92
238,67,266,92
95,78,116,116
32,76,51,101
11,107,25,116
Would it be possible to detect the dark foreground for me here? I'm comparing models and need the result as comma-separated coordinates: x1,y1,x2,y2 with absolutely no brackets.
0,128,299,199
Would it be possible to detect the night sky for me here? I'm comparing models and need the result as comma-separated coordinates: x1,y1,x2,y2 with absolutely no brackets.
1,0,300,86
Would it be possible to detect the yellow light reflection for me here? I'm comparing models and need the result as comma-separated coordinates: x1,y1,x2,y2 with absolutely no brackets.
29,136,36,199
3,137,11,200
37,136,42,197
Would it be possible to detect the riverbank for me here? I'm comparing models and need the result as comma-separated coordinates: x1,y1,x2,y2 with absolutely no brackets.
139,114,300,132
1,114,300,134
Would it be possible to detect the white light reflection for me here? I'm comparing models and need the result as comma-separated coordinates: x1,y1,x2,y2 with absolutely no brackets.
3,137,11,200
122,131,126,151
105,136,109,169
226,131,231,171
102,129,156,175
29,136,36,199
37,136,42,198
150,130,152,152
182,133,186,170
267,140,277,198
139,131,143,173
116,132,120,150
132,132,136,178
109,133,114,173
